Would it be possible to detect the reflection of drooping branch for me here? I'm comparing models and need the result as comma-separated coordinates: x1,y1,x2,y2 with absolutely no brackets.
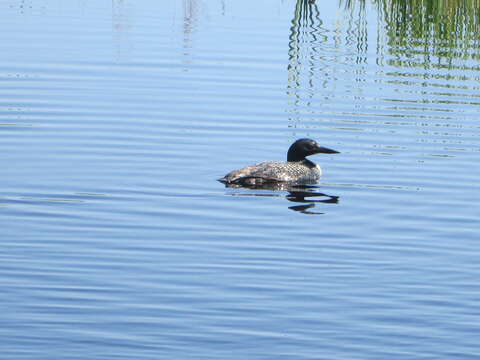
376,0,480,67
287,1,323,93
286,0,369,128
287,0,325,125
182,0,202,67
112,0,133,61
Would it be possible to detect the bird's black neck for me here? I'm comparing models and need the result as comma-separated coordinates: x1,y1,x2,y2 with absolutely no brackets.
287,156,316,169
302,159,316,168
287,152,305,162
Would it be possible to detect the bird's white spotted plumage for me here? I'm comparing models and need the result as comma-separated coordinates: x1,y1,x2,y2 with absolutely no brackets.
218,138,338,186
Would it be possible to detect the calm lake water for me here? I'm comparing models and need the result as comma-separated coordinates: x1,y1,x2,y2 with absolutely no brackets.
1,0,480,359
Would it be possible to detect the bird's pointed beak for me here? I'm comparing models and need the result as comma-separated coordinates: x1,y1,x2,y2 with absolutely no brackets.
315,145,339,154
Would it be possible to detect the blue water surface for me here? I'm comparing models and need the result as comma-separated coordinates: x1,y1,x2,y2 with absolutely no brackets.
1,1,479,359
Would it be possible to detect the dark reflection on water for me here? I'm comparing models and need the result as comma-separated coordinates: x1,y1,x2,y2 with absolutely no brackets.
286,189,339,214
223,183,339,215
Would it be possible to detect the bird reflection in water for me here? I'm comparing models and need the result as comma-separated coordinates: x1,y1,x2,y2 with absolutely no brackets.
223,182,338,215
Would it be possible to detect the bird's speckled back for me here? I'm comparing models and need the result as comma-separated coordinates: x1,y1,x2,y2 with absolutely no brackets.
220,160,321,185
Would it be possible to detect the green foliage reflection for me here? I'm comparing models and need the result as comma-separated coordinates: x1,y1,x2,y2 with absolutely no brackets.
373,0,480,66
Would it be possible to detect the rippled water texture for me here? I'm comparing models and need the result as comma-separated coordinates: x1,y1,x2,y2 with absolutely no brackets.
1,1,480,359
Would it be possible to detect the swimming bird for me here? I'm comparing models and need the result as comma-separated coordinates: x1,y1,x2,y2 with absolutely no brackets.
218,138,339,186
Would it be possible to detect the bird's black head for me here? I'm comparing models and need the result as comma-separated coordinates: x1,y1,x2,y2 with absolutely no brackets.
287,138,339,162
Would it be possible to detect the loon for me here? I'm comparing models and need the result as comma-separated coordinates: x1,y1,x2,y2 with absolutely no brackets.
218,138,339,186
